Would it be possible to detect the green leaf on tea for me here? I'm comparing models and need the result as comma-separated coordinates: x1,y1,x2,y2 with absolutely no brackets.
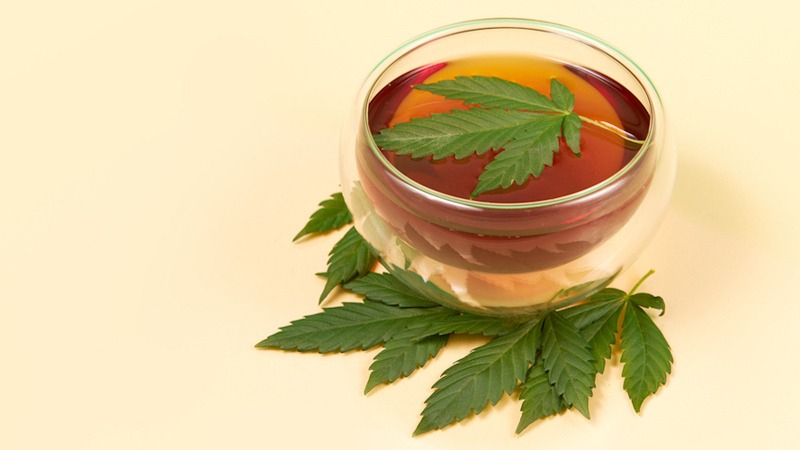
541,311,596,418
562,112,582,154
294,192,352,241
517,362,567,433
472,114,564,196
549,78,575,112
415,75,561,112
414,320,542,435
318,227,377,303
373,108,547,160
548,79,581,154
619,303,673,412
374,76,584,196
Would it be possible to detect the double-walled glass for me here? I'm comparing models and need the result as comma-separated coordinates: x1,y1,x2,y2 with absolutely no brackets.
340,19,676,316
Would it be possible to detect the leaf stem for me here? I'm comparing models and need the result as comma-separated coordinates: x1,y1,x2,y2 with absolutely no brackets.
577,115,646,146
629,269,655,296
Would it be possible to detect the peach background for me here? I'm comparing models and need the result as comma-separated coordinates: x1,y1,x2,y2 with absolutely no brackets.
2,1,799,449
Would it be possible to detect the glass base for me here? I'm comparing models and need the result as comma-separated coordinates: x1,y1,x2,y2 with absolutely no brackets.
351,182,621,317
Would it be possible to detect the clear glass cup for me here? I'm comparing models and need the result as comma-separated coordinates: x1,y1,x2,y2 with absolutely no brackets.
340,18,676,316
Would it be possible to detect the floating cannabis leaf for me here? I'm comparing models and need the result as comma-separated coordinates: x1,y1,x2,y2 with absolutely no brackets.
416,75,564,111
373,77,583,197
258,194,673,436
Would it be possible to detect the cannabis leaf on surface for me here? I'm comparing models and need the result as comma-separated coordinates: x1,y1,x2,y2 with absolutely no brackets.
293,192,352,241
258,194,673,435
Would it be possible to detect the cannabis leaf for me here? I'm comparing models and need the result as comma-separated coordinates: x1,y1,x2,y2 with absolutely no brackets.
414,320,541,435
629,292,667,315
365,331,449,394
373,108,546,160
549,75,575,111
256,301,453,353
373,77,581,197
473,114,564,196
264,196,674,435
415,75,562,111
344,272,439,308
517,361,567,433
540,311,596,418
561,295,625,373
562,113,582,154
294,192,352,241
318,226,377,303
620,302,673,411
414,313,521,337
345,271,519,335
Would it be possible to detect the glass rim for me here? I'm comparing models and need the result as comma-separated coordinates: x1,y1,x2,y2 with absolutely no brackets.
360,18,662,210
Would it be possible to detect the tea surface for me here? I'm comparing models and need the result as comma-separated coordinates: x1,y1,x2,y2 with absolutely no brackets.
369,55,649,203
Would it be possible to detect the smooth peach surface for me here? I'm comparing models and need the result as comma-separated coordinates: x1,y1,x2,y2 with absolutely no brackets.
2,2,799,449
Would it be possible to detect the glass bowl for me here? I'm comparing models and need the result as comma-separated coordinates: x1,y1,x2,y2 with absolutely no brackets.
340,18,676,316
